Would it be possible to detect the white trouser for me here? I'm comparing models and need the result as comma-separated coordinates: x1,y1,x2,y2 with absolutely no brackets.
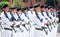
13,25,29,37
47,26,51,37
13,32,23,37
0,31,1,37
13,28,23,37
29,27,35,37
43,28,48,37
2,29,12,37
0,26,2,37
21,25,29,37
30,22,37,37
50,23,57,37
50,24,55,37
49,25,52,37
53,23,58,37
34,29,44,37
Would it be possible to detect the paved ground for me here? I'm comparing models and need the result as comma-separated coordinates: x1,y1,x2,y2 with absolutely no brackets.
57,23,60,37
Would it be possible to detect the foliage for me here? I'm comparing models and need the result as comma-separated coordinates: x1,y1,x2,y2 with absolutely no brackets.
2,0,9,2
0,1,10,10
45,0,58,7
12,0,24,8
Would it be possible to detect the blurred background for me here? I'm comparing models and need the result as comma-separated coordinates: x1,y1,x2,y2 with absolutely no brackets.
0,0,60,9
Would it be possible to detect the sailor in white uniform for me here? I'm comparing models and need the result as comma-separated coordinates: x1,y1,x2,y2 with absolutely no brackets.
0,12,3,37
44,6,54,37
38,5,49,37
23,7,35,37
45,6,58,37
1,4,16,37
46,6,54,37
17,8,30,24
41,5,52,23
32,4,47,37
41,5,54,37
50,7,59,37
17,8,30,37
27,6,36,21
10,7,25,37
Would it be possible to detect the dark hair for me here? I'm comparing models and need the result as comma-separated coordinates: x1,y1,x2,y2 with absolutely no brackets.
2,4,8,8
17,8,21,11
10,7,16,10
48,6,53,9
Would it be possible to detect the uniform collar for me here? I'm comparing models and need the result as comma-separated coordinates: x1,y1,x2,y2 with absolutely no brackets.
38,12,41,15
12,13,16,15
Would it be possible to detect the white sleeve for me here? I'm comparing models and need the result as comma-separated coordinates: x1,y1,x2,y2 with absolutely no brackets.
28,11,33,21
1,14,13,26
21,13,29,23
44,13,51,20
32,16,45,27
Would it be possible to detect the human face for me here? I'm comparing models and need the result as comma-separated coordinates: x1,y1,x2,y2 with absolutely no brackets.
17,10,22,14
42,8,46,12
24,9,28,13
11,9,17,14
3,7,9,12
35,7,41,12
29,8,34,11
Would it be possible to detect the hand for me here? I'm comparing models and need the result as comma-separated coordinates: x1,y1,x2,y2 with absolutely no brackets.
19,22,22,25
0,22,2,25
48,20,51,24
13,22,16,26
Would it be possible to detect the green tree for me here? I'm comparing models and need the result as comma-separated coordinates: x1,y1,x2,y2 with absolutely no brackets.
12,0,24,8
0,1,10,10
57,0,60,2
45,0,58,7
2,0,9,2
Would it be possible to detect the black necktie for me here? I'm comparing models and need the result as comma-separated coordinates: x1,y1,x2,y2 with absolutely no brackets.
4,12,9,19
0,17,1,20
35,12,43,22
17,13,21,20
25,13,29,19
41,12,44,16
46,12,52,19
31,12,33,14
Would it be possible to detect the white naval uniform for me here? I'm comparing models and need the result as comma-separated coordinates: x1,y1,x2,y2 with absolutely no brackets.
0,24,2,37
32,12,47,37
18,12,30,37
51,12,59,37
19,13,29,23
1,12,13,37
54,12,59,37
43,12,52,37
27,11,35,21
47,12,55,37
38,12,49,37
38,12,48,24
46,12,56,37
10,13,24,37
43,12,52,22
0,13,3,37
47,12,58,37
51,12,59,22
25,11,35,37
27,11,37,27
48,12,53,19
